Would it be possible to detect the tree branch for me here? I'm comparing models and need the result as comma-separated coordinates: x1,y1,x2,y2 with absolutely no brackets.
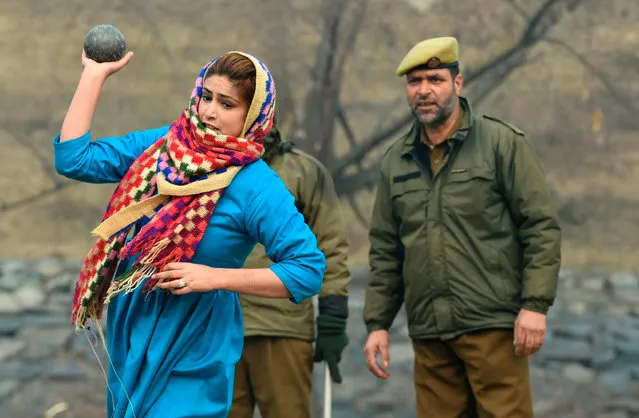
6,129,61,185
336,105,358,149
502,0,529,18
545,37,639,114
0,182,77,213
301,0,368,166
336,163,382,196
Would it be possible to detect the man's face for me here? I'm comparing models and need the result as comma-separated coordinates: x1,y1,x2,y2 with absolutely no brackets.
406,68,463,127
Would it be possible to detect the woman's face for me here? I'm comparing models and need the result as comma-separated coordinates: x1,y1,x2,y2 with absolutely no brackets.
198,75,250,137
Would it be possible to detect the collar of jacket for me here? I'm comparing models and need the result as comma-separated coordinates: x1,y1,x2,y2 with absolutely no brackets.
262,125,283,165
401,96,473,157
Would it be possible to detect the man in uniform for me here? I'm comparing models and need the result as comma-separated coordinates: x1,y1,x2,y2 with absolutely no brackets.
363,36,561,417
228,122,351,418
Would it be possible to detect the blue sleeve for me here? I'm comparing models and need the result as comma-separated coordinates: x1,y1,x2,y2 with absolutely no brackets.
52,126,170,184
245,171,326,304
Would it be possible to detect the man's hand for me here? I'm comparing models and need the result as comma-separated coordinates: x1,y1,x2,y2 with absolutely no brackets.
363,330,390,379
514,309,547,356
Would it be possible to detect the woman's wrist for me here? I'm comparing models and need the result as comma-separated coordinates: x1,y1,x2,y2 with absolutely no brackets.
80,66,108,85
206,267,227,292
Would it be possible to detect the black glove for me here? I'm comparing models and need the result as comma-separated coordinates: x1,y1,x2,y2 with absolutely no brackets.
314,314,348,383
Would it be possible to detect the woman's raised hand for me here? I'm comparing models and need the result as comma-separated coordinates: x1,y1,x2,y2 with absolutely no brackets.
81,49,134,79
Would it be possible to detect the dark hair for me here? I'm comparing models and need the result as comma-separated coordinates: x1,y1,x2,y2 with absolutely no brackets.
205,53,256,106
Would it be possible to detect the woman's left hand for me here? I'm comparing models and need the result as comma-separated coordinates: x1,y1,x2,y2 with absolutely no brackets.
153,262,216,295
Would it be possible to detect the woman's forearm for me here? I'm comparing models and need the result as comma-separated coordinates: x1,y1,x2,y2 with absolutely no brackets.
215,268,292,298
60,69,107,142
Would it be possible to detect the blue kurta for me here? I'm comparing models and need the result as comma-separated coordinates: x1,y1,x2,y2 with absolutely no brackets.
53,127,326,418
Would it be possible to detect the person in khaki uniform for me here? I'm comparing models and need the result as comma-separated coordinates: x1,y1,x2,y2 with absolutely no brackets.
363,36,561,417
228,122,351,418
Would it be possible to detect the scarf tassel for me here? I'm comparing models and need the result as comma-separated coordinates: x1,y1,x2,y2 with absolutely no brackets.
104,237,184,304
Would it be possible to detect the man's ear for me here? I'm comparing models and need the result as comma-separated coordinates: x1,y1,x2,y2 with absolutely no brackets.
455,73,464,95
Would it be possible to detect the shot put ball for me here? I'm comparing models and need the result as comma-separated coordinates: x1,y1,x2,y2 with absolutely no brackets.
83,24,127,63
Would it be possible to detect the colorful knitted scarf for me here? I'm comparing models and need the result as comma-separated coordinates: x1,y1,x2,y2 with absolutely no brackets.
71,51,276,331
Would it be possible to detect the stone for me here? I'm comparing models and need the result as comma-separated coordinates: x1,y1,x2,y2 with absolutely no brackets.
605,398,639,414
608,272,638,289
0,260,40,291
83,25,127,63
566,300,588,316
11,379,50,415
611,325,639,342
20,313,69,328
389,342,414,365
602,369,632,396
353,377,415,413
36,258,66,278
13,282,46,310
552,321,595,340
582,276,607,292
0,379,18,401
44,273,76,294
43,293,72,313
18,327,73,360
0,338,26,362
615,289,639,304
562,363,595,383
608,305,632,317
0,315,20,336
592,347,616,369
0,293,21,315
537,338,593,364
383,404,417,418
558,268,578,284
533,399,563,415
0,362,45,380
43,361,85,380
614,340,639,358
596,412,630,418
329,375,378,401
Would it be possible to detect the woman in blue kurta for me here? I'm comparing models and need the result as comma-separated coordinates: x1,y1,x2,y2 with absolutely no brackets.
53,50,325,418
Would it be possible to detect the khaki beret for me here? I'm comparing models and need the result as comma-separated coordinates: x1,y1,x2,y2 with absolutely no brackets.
396,36,459,77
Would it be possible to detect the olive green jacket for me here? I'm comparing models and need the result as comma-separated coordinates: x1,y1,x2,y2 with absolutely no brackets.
364,98,561,340
241,138,350,341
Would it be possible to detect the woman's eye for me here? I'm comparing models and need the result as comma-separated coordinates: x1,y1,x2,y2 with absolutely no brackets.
222,102,232,109
202,94,212,102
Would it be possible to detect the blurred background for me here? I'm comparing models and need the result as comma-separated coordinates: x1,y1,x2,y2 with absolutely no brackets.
1,0,639,416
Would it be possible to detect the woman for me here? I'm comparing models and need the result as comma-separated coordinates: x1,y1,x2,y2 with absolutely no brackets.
53,49,325,418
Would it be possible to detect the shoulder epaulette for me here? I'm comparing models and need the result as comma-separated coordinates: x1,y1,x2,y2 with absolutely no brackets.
383,123,416,157
482,115,525,136
277,140,296,155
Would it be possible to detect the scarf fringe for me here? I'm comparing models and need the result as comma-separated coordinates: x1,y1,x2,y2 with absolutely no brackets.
105,237,171,304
